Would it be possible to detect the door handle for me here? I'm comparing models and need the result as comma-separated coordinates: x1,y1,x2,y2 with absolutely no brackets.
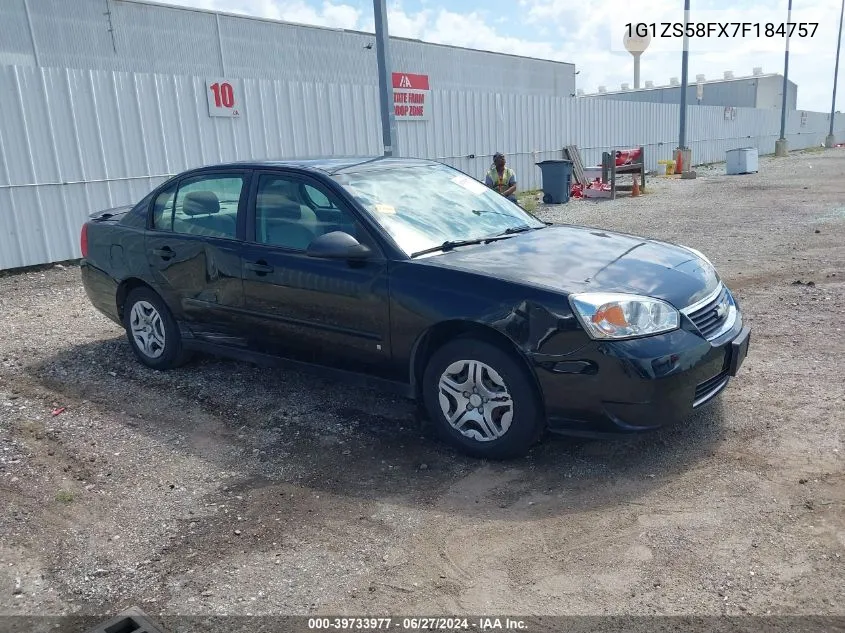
152,246,174,260
245,261,274,275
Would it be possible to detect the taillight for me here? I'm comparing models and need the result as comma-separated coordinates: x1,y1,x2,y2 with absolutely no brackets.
80,223,89,259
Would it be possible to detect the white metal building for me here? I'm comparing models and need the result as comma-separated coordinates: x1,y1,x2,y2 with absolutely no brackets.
581,69,798,110
0,0,577,97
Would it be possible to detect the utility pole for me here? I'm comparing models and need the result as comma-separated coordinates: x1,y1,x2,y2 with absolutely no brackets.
775,0,793,156
373,0,397,156
826,0,844,147
676,0,691,176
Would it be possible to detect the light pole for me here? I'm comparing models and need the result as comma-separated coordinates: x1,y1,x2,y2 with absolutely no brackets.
775,0,793,156
373,0,397,156
826,0,844,147
676,0,691,175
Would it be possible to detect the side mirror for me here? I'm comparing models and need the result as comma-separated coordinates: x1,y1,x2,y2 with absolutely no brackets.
306,231,372,261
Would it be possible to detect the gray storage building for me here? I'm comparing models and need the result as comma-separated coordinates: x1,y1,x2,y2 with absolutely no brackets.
580,70,797,110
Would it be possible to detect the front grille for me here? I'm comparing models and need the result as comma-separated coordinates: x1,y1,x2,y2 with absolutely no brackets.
686,286,731,340
694,369,730,406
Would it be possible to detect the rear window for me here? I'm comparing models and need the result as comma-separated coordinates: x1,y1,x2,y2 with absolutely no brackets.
121,191,156,228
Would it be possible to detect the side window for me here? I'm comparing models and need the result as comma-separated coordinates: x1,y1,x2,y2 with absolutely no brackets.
152,184,176,231
303,184,337,209
254,175,359,251
164,174,244,239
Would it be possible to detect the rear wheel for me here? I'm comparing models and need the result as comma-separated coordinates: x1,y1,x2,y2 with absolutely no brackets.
422,337,544,459
123,287,191,369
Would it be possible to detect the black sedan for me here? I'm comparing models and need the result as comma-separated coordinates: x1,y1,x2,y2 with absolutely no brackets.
79,157,750,459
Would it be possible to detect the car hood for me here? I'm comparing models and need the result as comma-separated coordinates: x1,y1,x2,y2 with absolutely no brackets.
421,225,720,309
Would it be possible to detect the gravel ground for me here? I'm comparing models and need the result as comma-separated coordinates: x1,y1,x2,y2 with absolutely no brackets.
0,149,843,627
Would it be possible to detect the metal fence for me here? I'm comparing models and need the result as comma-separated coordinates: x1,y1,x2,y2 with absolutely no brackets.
1,64,842,270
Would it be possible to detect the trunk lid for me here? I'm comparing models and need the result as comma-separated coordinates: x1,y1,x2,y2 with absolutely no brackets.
88,204,134,223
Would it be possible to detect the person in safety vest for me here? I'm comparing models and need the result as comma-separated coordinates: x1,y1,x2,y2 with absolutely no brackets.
484,152,517,203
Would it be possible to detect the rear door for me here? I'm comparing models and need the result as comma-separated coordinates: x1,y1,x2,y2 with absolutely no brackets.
239,170,391,371
145,170,251,345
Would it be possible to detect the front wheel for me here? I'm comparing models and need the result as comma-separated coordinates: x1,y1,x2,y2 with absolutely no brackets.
122,287,191,369
422,338,544,459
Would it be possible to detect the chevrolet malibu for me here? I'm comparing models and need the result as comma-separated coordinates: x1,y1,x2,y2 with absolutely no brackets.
79,158,750,459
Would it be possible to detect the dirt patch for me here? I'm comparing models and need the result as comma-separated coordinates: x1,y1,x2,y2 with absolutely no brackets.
1,150,843,621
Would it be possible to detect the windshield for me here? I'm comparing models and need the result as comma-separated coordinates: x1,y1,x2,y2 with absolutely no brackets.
331,163,545,256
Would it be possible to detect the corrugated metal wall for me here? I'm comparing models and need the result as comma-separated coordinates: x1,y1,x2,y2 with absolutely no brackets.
582,76,798,110
583,83,759,108
1,0,576,97
1,64,843,270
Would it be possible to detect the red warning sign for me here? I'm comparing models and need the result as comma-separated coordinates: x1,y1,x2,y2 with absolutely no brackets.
391,73,430,121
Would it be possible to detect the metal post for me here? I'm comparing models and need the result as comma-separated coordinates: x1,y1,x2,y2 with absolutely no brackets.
826,0,844,147
776,0,793,155
676,0,691,174
22,0,41,67
633,54,641,90
215,13,227,76
373,0,397,157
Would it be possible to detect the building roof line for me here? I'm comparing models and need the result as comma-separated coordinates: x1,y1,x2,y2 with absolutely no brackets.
581,73,797,97
116,0,576,68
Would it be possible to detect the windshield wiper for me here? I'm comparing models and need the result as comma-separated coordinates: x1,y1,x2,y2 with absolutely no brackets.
410,224,545,258
497,224,535,235
410,238,491,258
471,209,520,218
472,207,548,222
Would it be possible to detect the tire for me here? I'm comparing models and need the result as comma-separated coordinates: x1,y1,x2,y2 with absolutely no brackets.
122,287,191,370
542,193,553,204
422,337,544,459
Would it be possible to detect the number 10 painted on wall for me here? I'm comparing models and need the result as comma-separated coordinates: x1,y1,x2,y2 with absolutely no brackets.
210,82,234,108
205,79,240,117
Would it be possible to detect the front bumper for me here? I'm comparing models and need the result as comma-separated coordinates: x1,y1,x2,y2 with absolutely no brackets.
534,310,750,437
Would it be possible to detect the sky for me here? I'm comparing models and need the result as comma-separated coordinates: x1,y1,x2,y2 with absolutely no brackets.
160,0,843,112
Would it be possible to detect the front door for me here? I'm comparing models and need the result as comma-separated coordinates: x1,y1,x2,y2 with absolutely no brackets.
145,170,250,345
239,170,391,372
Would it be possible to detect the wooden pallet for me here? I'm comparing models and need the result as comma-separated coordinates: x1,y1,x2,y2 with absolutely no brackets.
563,145,587,186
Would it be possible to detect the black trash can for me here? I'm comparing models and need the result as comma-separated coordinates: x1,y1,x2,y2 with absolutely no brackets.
536,159,573,204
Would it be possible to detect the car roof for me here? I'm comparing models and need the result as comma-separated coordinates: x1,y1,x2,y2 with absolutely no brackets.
190,156,443,175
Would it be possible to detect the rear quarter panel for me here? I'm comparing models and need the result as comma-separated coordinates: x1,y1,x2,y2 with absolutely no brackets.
80,219,152,325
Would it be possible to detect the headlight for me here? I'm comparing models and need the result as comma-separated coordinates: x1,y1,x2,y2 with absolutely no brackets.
569,293,680,340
